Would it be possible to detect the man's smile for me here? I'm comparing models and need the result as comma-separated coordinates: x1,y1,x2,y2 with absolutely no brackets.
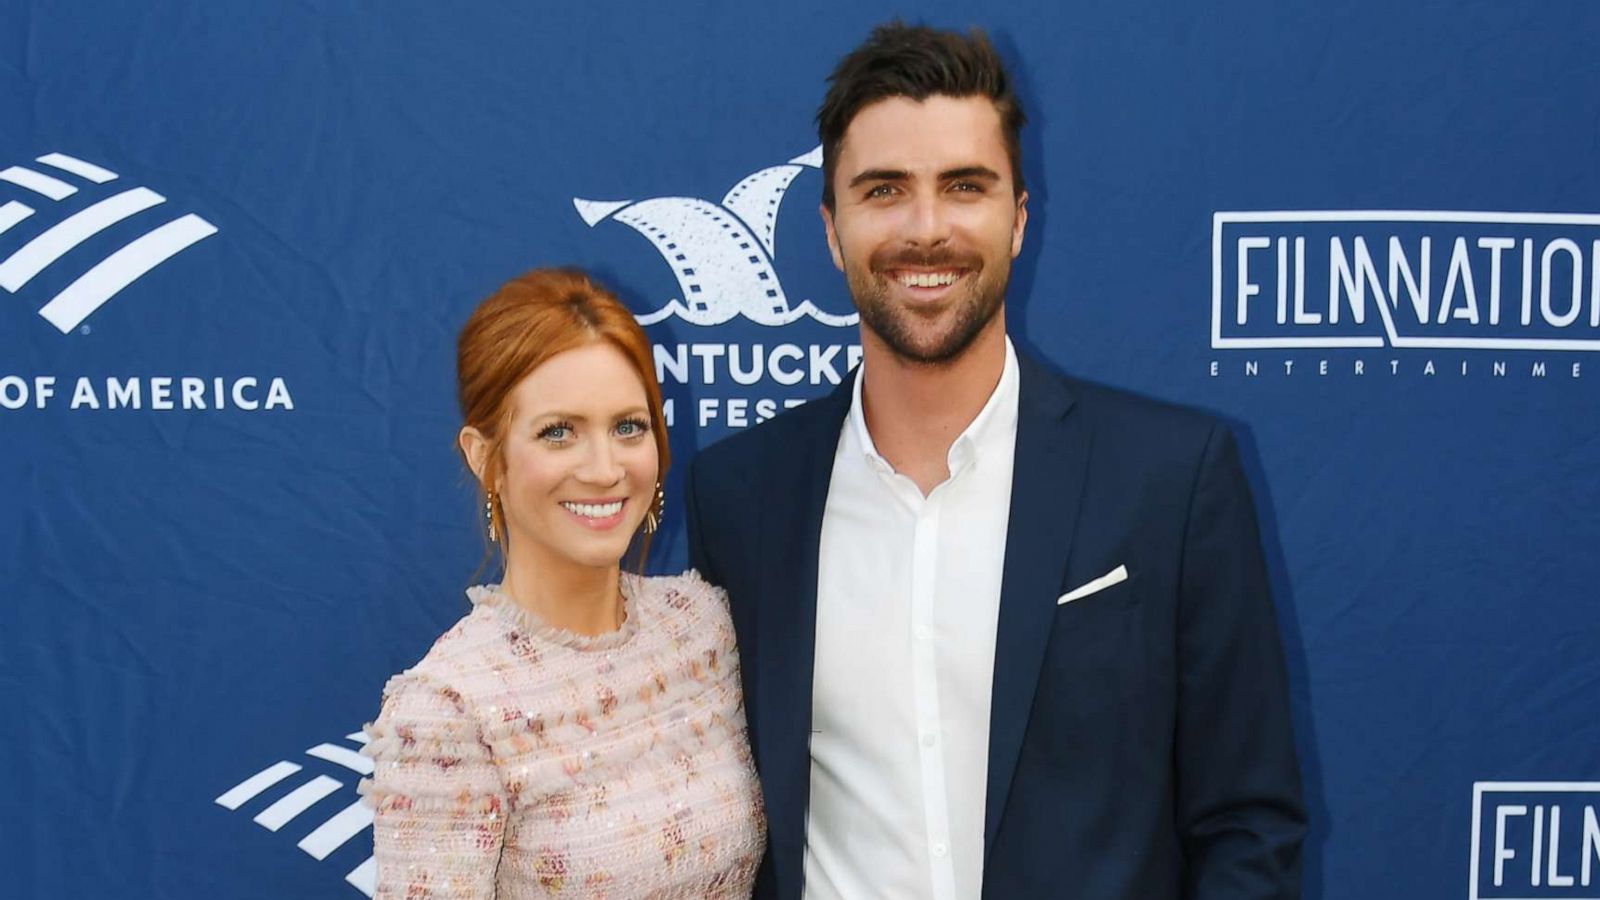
890,268,964,288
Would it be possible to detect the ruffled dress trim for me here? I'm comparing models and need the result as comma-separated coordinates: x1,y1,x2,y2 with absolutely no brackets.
465,575,641,652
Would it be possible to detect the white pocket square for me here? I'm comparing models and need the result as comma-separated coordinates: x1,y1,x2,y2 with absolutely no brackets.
1057,565,1129,605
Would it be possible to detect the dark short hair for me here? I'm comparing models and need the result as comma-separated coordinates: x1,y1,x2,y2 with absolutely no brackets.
816,21,1026,211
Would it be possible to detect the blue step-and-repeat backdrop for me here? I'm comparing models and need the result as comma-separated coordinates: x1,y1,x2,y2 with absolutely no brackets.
3,2,1598,897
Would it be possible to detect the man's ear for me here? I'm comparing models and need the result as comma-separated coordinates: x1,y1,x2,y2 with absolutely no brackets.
820,203,845,271
1011,190,1029,259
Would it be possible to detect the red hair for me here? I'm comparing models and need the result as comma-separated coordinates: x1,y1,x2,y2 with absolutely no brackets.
456,268,668,565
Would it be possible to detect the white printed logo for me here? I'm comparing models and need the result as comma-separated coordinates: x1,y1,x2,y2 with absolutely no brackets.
0,152,217,333
214,729,377,897
574,145,856,328
1469,781,1600,899
1208,210,1598,380
1213,211,1600,352
569,143,863,432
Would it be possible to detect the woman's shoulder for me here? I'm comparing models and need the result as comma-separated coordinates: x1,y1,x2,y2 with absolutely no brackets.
384,589,519,698
360,603,511,798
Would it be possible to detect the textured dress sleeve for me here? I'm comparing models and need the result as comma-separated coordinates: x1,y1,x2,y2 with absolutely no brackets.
361,672,508,898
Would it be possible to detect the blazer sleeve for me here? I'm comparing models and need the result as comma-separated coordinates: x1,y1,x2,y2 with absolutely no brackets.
685,454,725,588
1175,423,1307,898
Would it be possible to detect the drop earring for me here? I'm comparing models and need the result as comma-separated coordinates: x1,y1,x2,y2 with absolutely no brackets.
643,482,665,534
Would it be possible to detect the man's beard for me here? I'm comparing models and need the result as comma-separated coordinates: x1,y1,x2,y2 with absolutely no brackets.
844,245,1009,366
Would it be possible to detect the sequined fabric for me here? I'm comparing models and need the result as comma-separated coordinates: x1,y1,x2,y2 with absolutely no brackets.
360,571,765,898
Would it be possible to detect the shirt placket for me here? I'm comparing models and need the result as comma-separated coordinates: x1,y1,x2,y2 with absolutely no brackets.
909,488,958,900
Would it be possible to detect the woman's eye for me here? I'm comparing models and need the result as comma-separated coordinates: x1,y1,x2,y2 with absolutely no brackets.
616,418,650,438
538,424,572,442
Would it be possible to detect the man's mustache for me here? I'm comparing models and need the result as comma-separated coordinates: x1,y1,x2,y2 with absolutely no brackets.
868,247,983,271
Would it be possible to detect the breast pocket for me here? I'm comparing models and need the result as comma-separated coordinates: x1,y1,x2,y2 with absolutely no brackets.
1056,563,1132,608
1042,563,1158,715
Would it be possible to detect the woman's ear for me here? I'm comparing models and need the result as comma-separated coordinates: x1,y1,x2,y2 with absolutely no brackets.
458,425,492,486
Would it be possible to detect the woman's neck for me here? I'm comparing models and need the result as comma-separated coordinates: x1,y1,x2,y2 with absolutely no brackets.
500,555,625,636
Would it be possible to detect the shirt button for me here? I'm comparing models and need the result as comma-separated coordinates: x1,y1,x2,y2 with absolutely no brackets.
920,731,937,748
932,842,948,857
914,626,931,641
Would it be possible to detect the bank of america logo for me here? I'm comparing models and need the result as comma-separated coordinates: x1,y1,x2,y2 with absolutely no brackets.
0,152,217,333
214,729,376,897
573,145,857,328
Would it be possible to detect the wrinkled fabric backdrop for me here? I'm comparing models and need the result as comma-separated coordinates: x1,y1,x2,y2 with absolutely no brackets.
2,1,1597,897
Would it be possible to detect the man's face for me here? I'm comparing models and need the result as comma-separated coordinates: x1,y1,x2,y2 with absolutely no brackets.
822,94,1028,365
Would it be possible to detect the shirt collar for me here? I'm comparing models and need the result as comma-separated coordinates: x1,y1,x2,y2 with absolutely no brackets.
847,336,1021,478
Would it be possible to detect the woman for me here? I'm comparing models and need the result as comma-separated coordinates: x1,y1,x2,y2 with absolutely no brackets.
361,268,764,897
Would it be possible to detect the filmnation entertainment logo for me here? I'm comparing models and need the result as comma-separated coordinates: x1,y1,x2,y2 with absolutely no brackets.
1214,211,1600,350
1210,211,1600,380
1470,782,1600,899
0,152,216,332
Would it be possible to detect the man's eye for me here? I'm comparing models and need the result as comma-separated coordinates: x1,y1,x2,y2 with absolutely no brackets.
950,181,983,193
866,183,896,198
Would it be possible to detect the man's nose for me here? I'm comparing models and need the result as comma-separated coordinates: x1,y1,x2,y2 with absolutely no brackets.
903,192,952,249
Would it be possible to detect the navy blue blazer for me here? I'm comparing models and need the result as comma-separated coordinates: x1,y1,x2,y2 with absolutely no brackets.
685,350,1306,899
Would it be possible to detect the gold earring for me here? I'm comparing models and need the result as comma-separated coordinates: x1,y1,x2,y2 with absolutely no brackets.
485,490,498,544
643,482,664,534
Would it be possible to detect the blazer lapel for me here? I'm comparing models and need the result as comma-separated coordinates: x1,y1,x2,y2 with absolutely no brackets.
755,374,854,899
984,354,1092,858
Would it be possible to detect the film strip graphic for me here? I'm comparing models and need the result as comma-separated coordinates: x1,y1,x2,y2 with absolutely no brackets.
573,144,857,328
215,730,376,897
0,153,217,333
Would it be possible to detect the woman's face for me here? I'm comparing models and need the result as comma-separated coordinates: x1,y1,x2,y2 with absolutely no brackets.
486,341,659,575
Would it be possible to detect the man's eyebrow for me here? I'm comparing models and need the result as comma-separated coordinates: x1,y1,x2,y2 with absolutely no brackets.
939,165,1001,183
846,166,1003,189
847,168,910,189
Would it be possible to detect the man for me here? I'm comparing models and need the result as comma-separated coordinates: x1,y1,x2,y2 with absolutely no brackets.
686,22,1306,900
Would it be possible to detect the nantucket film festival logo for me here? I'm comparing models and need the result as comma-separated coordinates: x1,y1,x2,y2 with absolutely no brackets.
0,151,293,413
573,145,861,431
1470,782,1600,899
1210,210,1599,380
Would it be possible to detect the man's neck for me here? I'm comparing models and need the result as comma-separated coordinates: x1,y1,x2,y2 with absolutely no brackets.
858,318,1008,496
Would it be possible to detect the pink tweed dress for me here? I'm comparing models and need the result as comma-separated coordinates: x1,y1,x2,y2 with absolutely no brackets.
360,571,765,898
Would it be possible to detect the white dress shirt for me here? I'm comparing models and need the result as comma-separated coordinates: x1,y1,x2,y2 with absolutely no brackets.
803,339,1020,900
